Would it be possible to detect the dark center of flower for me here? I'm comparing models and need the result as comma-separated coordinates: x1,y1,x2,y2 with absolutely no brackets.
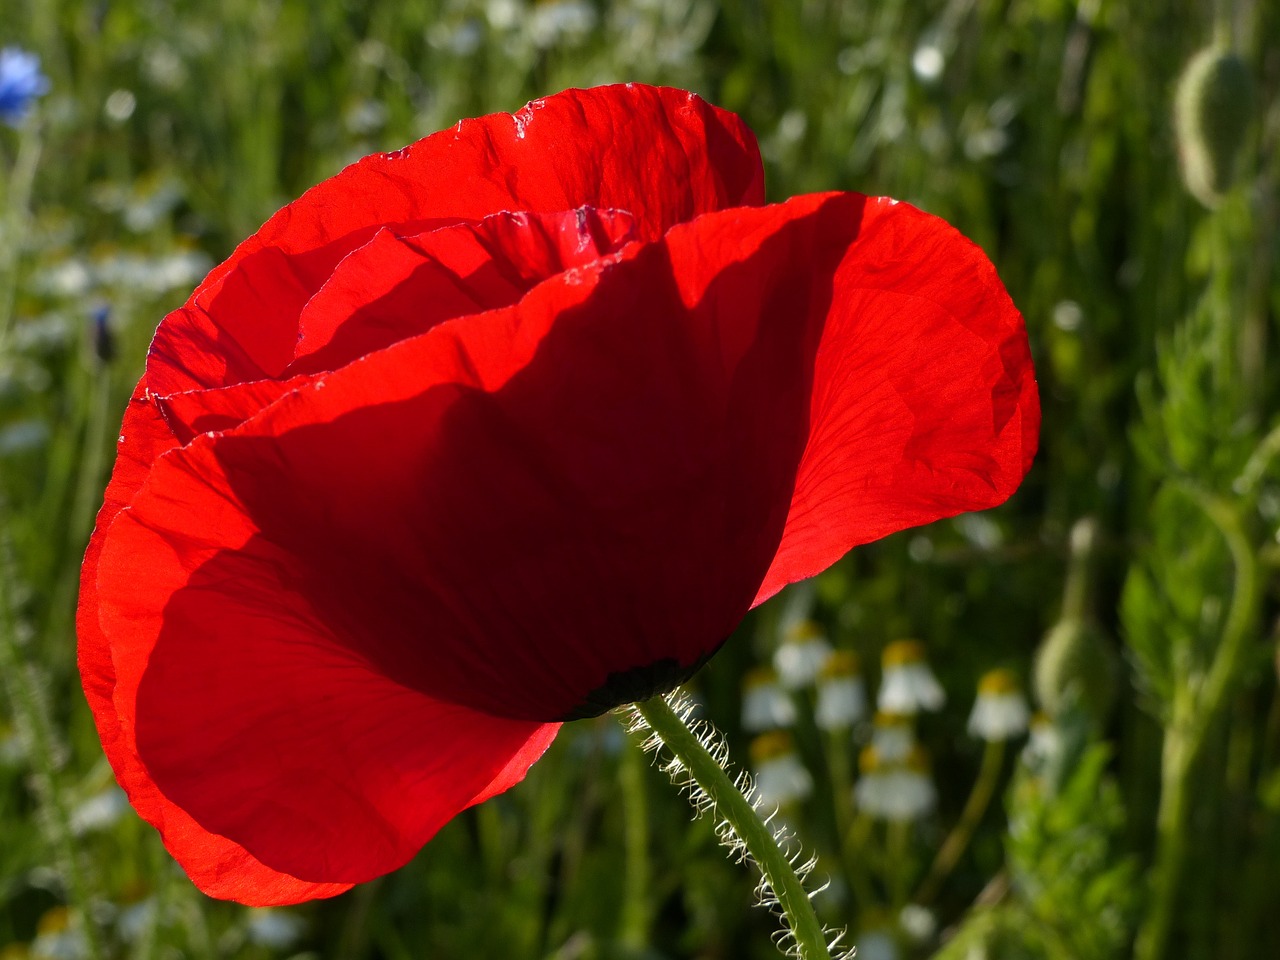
559,650,719,721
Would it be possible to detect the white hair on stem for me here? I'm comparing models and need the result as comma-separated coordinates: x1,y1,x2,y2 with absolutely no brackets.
621,691,854,960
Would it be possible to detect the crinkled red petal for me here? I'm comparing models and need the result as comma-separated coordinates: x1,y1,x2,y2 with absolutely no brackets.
117,197,836,726
753,195,1039,604
154,207,636,441
287,206,636,376
77,383,354,903
146,84,763,396
95,452,558,886
155,375,319,446
89,190,1035,895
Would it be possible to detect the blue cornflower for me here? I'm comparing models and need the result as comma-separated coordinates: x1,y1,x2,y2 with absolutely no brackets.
0,47,51,127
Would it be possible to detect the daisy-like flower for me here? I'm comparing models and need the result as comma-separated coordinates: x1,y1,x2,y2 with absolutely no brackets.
869,711,916,763
877,639,946,714
855,744,937,821
1022,711,1064,769
855,928,901,960
30,907,87,960
246,908,306,949
68,786,129,835
898,904,937,944
814,650,866,729
750,730,813,808
0,47,50,127
773,619,833,689
117,897,156,944
967,668,1030,741
741,665,797,732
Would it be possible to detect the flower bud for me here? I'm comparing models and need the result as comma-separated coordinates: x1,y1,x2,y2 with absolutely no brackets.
1032,618,1116,725
91,304,115,364
1174,43,1254,207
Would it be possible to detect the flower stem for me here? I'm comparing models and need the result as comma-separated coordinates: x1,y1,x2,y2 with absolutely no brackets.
630,693,836,960
618,733,654,948
0,118,43,350
0,519,105,960
1135,719,1194,960
885,818,912,910
827,730,880,912
913,739,1006,906
839,812,880,910
1135,486,1260,960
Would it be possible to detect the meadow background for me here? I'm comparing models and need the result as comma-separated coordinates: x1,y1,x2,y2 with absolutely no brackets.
1,0,1278,957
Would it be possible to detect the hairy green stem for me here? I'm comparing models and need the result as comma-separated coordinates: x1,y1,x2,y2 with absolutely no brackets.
633,694,834,960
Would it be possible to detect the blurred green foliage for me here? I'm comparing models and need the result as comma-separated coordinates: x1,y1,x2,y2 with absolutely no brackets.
1,0,1278,958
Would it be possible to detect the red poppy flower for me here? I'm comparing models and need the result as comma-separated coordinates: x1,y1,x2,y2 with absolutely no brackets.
78,84,1038,905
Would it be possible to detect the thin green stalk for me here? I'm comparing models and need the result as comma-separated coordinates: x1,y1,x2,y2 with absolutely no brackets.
0,522,105,960
0,119,43,350
825,729,853,834
1181,489,1260,747
1135,720,1194,960
68,365,114,556
172,884,215,960
914,739,1006,907
1235,421,1280,494
842,811,883,892
884,818,911,911
1211,0,1234,46
630,693,840,960
1136,487,1261,960
39,362,115,673
1060,517,1098,621
129,832,175,960
618,735,654,949
827,730,879,912
334,876,381,960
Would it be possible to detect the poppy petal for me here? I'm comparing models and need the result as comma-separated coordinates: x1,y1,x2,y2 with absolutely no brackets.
466,724,562,808
92,192,1033,892
79,384,176,767
95,476,558,886
146,217,465,395
175,192,1034,716
287,206,637,376
146,84,762,396
154,207,637,442
155,375,318,446
108,192,1015,729
753,195,1039,604
77,384,352,903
